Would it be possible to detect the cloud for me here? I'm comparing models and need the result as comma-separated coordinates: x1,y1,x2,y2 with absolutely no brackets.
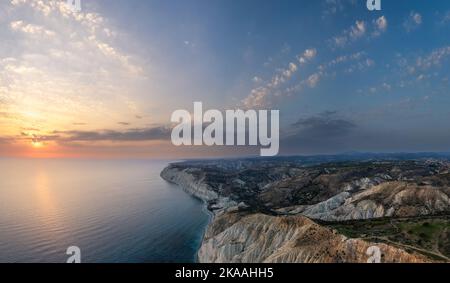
269,61,299,88
412,13,423,24
297,48,317,65
344,58,375,73
441,11,450,24
331,16,388,48
242,48,317,108
372,16,388,37
291,111,356,137
252,76,262,83
50,126,172,143
376,16,388,31
9,125,172,148
279,62,298,81
242,86,270,109
0,136,13,144
322,0,357,18
306,73,321,88
359,81,392,95
331,21,366,47
404,11,422,32
322,0,345,16
350,21,366,39
322,51,365,69
382,82,392,91
10,20,56,37
244,14,385,108
304,49,317,59
113,122,262,152
331,20,366,48
282,111,357,153
416,46,450,70
395,45,450,89
0,0,147,139
285,51,373,96
331,36,348,48
282,116,450,155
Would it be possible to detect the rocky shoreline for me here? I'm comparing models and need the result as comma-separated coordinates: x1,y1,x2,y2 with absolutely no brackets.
160,166,238,214
160,157,450,263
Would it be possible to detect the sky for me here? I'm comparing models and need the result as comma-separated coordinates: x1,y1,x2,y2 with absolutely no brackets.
0,0,450,158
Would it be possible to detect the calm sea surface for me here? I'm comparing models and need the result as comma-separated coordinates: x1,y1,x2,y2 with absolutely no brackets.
0,158,209,263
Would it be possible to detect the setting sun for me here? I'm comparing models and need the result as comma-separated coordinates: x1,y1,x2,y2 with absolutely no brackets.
31,141,44,148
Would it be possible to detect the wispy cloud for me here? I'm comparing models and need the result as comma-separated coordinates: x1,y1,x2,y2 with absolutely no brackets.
371,16,388,37
395,45,450,87
10,20,55,37
291,111,356,137
321,0,357,18
53,126,171,142
298,48,318,65
331,20,366,48
403,11,422,32
0,0,147,141
306,73,321,88
242,48,317,108
286,51,373,96
416,46,450,70
441,11,450,25
0,136,13,144
16,125,172,145
331,16,388,48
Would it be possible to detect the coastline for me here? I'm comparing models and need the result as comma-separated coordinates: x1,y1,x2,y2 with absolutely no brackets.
159,160,446,263
193,201,214,263
160,165,216,263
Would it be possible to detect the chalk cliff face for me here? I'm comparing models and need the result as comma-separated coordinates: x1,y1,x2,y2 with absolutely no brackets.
198,213,429,263
160,166,237,213
161,157,450,263
279,182,450,221
161,166,219,202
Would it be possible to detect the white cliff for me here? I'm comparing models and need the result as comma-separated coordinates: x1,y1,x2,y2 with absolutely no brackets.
198,213,429,263
276,181,450,221
160,165,238,214
161,163,450,263
161,166,219,201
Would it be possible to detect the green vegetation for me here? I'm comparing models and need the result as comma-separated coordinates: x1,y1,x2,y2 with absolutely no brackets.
325,216,450,261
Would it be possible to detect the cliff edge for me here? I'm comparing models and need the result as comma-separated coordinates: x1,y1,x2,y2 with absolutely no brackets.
161,158,450,263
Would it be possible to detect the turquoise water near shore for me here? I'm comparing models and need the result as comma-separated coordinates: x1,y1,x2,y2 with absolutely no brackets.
0,158,209,263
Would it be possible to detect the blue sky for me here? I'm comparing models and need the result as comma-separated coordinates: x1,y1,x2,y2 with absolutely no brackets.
1,0,450,157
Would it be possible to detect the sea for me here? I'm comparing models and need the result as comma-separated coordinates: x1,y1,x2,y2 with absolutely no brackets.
0,158,210,263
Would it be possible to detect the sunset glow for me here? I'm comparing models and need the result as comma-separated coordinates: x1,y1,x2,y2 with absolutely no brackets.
0,0,450,266
31,141,44,148
1,0,450,159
